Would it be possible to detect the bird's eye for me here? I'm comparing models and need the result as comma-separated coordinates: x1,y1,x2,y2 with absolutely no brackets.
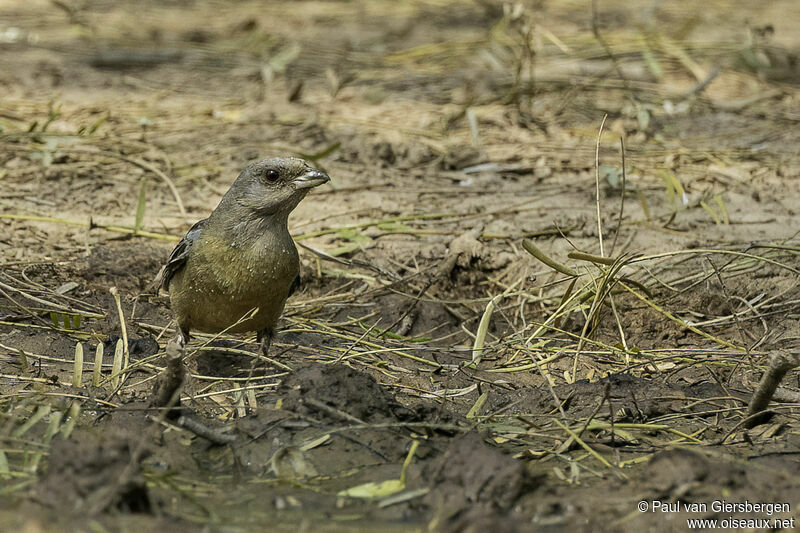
265,169,280,182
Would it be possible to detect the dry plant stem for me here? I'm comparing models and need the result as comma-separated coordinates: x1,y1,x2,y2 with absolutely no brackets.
395,308,418,337
522,240,578,276
552,418,622,477
534,350,567,419
295,212,464,240
471,294,500,366
8,388,118,407
523,282,589,346
13,270,101,314
91,343,103,387
336,318,381,362
0,285,47,327
567,251,615,266
571,256,628,377
72,343,84,388
0,214,177,241
109,287,130,369
744,350,800,429
594,113,608,257
0,278,102,318
608,295,628,352
296,241,396,279
634,249,800,276
176,415,237,446
609,136,626,257
124,156,186,215
304,320,440,367
109,339,123,391
569,383,611,445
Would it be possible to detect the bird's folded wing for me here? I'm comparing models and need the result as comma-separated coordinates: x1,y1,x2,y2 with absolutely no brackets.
153,218,208,293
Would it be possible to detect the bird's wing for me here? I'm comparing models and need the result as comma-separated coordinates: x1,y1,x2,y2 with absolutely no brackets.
154,218,207,293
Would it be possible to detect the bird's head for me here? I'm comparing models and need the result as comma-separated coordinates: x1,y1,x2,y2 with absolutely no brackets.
225,157,330,219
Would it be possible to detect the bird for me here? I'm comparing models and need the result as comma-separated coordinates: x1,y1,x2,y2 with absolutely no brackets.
155,157,330,355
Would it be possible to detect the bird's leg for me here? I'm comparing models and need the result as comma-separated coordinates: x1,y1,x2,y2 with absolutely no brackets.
257,328,273,357
174,326,190,349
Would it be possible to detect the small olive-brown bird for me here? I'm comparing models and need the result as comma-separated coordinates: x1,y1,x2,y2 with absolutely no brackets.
155,157,330,355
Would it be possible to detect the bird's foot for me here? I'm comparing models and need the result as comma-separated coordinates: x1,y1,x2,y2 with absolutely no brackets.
257,328,273,357
169,327,190,352
167,335,183,351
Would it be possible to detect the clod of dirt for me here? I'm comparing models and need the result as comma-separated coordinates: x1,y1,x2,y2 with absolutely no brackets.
336,136,436,170
423,432,534,528
645,448,712,497
104,334,159,360
278,364,403,423
447,225,484,271
37,426,152,515
613,447,796,532
441,144,485,170
559,374,682,420
150,341,186,419
400,400,463,433
488,373,694,421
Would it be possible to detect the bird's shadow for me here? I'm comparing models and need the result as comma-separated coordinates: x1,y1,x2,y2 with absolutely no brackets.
194,339,268,378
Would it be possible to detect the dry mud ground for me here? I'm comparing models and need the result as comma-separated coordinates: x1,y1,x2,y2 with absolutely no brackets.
2,1,800,531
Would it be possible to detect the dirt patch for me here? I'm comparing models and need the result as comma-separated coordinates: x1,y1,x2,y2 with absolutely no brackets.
484,372,728,421
37,425,153,515
279,363,407,423
83,240,168,294
422,432,535,531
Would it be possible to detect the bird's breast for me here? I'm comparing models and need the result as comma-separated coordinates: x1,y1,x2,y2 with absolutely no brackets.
200,233,297,292
170,231,299,333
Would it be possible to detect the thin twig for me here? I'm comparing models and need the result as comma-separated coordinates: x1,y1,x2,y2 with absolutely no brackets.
109,287,130,369
744,350,800,429
609,136,626,257
595,114,608,257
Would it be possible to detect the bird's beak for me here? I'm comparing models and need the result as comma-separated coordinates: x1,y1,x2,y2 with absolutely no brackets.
293,169,330,190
